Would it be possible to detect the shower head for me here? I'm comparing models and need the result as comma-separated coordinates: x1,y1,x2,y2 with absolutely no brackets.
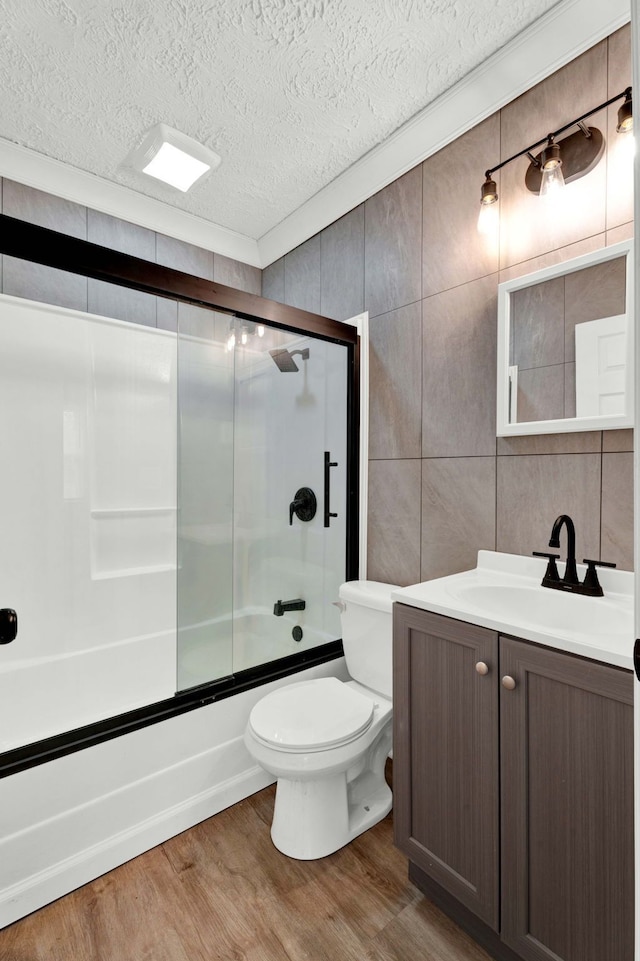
269,347,309,372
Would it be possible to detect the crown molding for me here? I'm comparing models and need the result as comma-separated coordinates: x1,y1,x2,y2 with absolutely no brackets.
258,0,631,267
0,139,261,267
0,0,630,271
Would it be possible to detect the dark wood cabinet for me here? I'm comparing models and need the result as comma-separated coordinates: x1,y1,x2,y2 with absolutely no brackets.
393,603,634,961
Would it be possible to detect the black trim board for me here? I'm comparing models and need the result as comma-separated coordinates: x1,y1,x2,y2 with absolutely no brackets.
0,641,344,779
0,214,357,345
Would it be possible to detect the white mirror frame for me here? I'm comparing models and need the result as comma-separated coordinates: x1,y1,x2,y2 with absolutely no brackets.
497,240,634,436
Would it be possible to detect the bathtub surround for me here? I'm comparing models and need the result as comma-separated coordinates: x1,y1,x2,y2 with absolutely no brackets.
263,25,634,584
0,184,355,925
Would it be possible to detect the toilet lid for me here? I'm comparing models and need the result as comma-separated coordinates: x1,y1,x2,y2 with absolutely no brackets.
249,677,374,751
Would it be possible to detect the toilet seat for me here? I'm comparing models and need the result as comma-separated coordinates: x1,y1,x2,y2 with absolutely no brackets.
249,677,374,752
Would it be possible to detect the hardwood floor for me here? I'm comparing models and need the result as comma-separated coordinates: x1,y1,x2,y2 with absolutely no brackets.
0,775,491,961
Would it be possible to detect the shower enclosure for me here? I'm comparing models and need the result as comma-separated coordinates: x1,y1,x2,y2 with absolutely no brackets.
0,217,358,764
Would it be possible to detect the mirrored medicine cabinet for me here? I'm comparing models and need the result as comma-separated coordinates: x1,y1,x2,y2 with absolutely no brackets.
497,240,634,436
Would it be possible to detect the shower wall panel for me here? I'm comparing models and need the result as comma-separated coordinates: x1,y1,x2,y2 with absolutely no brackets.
0,295,177,751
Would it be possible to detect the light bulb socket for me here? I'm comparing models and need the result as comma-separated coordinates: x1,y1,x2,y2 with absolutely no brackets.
540,140,562,170
480,176,498,205
617,91,633,133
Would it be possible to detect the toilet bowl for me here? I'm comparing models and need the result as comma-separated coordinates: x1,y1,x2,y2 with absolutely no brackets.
244,580,397,860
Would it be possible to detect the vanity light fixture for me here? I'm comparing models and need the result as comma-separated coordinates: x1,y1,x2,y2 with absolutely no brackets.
128,123,221,192
477,87,632,231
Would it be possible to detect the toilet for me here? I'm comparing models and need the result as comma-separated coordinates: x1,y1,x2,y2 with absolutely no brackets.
244,579,397,860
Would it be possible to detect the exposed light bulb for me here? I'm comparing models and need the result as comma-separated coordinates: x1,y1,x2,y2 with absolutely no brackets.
256,324,265,338
477,201,499,236
477,175,499,236
539,161,565,198
226,331,236,352
240,326,249,346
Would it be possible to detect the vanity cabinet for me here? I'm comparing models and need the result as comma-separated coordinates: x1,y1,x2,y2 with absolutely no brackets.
393,603,634,961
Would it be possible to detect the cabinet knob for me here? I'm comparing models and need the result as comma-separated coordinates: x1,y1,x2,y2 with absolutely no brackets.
502,675,517,691
475,661,489,676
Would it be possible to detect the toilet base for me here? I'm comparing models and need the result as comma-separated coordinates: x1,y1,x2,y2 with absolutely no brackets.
270,726,393,860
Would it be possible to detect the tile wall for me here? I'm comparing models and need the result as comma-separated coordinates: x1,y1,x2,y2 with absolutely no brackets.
0,180,262,328
263,25,634,582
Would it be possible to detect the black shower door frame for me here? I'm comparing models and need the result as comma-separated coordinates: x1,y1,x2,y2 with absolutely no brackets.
0,213,360,778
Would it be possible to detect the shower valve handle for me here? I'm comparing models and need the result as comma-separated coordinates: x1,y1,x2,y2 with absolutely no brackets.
289,487,317,525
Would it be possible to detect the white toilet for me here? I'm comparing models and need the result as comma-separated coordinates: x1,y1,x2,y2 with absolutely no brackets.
244,579,397,860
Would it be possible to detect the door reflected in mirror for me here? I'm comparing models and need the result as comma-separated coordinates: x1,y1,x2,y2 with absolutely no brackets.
497,240,634,436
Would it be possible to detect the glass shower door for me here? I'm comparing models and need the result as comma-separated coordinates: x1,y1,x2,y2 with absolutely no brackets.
232,329,348,672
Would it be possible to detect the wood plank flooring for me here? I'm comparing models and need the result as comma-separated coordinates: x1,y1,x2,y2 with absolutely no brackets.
0,771,491,961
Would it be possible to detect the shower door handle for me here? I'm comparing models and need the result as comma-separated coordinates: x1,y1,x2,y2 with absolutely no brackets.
324,451,338,528
0,608,17,644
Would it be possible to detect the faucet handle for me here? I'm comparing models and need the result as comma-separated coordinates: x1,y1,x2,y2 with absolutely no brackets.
532,551,560,586
581,558,616,598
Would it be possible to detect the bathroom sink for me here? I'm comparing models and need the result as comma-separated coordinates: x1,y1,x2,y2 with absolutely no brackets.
392,551,634,670
443,582,630,639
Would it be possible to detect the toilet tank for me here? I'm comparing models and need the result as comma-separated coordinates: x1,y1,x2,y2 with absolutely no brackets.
338,580,398,699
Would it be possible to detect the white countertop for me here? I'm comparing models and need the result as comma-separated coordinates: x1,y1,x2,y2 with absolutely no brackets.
392,551,634,671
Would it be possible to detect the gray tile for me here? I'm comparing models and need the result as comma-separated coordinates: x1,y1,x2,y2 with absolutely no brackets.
88,279,156,327
603,429,633,452
564,256,627,363
496,453,601,560
262,258,285,303
498,235,606,284
607,223,633,246
499,42,608,270
156,234,213,280
511,276,564,370
156,297,178,332
600,451,633,571
423,113,500,298
3,256,87,311
365,166,422,317
497,432,601,455
214,254,261,295
421,457,496,581
422,274,498,457
3,180,87,239
320,205,364,321
88,210,156,260
284,235,321,313
516,365,564,423
367,459,421,587
369,302,422,459
607,26,633,232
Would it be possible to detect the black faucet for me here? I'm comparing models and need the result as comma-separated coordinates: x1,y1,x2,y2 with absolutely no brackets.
549,514,579,585
533,513,616,596
273,598,306,617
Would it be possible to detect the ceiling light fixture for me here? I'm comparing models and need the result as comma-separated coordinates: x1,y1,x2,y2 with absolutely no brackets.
128,123,221,192
477,87,632,232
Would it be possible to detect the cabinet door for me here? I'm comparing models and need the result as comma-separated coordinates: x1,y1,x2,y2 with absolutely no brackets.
500,636,634,961
393,604,500,930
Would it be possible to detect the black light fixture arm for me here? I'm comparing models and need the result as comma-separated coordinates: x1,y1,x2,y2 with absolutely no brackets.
483,86,632,181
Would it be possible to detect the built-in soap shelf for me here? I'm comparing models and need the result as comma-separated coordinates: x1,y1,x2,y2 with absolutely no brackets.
90,506,177,580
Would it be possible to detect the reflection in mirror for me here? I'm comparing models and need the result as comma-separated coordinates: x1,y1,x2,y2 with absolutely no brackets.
497,241,634,436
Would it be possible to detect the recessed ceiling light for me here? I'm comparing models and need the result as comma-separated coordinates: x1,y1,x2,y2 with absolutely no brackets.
127,123,221,192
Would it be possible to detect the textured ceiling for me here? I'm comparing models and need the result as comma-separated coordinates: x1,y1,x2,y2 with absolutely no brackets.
1,0,560,240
